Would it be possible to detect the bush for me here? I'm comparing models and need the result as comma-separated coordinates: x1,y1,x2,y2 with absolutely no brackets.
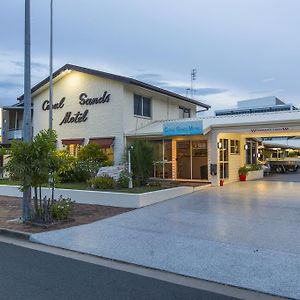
238,166,249,176
51,197,74,220
57,153,102,183
248,164,262,171
117,171,130,188
78,143,108,163
88,175,116,190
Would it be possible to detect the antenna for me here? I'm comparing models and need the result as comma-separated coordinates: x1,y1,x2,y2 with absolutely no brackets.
191,68,197,99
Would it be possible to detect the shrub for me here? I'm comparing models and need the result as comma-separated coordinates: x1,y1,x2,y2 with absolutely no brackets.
248,164,262,171
238,166,249,176
129,140,154,185
88,176,116,190
78,143,108,163
117,171,130,188
51,197,74,220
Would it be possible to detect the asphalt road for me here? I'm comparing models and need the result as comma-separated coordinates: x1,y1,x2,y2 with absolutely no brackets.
0,241,237,300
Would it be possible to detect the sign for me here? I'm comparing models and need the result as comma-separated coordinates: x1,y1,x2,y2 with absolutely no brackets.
42,91,111,126
250,127,289,133
163,120,203,136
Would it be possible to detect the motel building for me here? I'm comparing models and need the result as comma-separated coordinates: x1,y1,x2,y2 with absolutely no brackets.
1,64,300,186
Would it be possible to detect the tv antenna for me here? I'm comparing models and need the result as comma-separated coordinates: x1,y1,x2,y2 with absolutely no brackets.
190,68,197,99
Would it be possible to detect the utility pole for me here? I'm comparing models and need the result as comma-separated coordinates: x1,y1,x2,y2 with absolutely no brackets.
191,68,197,99
49,0,53,130
23,0,32,221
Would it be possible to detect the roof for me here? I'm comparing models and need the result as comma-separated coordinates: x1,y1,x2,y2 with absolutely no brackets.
126,109,300,137
17,64,210,109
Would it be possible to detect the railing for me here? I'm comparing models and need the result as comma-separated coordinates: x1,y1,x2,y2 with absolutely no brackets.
7,129,23,140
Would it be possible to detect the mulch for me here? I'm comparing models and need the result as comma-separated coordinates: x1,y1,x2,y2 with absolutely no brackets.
0,196,133,233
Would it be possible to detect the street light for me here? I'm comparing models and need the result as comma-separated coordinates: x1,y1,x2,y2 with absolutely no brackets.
128,146,133,189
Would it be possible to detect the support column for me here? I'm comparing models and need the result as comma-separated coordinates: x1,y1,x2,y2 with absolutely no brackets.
209,131,220,186
171,139,177,180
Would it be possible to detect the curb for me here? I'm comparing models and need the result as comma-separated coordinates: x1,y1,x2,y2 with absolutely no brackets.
0,228,30,240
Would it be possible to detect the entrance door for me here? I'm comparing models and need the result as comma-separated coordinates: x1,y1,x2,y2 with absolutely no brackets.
177,141,191,179
176,140,208,180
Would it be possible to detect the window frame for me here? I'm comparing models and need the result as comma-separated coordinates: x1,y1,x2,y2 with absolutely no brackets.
179,106,191,119
134,94,152,118
230,140,240,155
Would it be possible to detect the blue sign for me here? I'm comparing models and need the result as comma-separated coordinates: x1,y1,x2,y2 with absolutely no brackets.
163,120,203,136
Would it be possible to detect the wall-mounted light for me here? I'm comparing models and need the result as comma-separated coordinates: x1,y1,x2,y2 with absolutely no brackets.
217,142,222,149
244,144,249,150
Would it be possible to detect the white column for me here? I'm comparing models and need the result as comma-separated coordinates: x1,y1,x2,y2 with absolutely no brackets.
209,131,220,186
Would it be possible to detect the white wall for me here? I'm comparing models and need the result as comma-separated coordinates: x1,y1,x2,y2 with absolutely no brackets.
32,71,197,164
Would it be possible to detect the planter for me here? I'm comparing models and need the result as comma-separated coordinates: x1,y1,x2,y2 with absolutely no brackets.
247,169,264,181
239,174,247,181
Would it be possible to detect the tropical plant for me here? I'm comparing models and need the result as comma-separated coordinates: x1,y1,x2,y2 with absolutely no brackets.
129,140,154,185
238,166,249,176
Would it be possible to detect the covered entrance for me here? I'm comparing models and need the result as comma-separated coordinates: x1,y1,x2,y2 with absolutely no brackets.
176,140,208,180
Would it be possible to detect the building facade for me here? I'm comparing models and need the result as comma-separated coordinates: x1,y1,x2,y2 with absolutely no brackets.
1,64,209,164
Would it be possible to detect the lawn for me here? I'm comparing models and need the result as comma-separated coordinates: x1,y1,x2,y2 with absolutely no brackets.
0,179,166,193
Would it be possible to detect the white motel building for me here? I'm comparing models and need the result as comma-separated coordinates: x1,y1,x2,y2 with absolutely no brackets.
2,64,300,186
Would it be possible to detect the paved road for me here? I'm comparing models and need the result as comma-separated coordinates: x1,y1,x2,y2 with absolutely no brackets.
0,241,236,300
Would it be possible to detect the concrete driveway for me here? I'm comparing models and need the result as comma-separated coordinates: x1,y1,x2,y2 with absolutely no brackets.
31,181,300,299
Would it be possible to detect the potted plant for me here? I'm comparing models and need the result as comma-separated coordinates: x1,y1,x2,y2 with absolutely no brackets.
238,166,249,181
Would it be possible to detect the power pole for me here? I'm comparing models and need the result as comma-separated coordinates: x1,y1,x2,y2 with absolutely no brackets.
23,0,32,221
191,68,197,99
49,0,53,130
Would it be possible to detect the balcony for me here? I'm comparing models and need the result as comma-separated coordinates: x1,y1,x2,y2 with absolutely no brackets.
7,129,23,140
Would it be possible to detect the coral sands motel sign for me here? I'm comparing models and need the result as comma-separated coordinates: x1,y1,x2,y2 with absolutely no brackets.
42,91,110,126
163,120,203,136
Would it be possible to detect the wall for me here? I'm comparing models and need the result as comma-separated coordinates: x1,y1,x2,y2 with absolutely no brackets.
31,71,197,165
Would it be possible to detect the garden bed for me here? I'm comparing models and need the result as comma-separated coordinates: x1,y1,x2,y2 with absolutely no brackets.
0,196,132,233
0,179,165,193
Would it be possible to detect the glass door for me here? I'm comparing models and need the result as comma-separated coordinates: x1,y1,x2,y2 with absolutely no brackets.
192,141,208,180
219,139,229,179
177,141,191,179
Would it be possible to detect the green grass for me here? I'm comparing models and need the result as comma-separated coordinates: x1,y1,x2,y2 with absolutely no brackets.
0,179,165,194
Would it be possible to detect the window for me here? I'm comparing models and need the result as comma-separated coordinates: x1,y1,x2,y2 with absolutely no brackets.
230,140,240,155
66,144,81,157
179,107,191,119
134,94,151,117
219,139,229,179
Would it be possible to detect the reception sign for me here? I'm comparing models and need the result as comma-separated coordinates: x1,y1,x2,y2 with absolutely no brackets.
163,120,203,136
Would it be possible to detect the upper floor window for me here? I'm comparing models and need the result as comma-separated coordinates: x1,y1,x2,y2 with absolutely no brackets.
179,107,191,118
134,94,151,118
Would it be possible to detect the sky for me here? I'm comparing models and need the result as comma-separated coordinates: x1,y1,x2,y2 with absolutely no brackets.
1,0,300,113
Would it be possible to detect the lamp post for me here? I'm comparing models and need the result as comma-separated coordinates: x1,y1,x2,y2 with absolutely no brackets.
49,0,53,130
128,146,133,189
23,0,32,220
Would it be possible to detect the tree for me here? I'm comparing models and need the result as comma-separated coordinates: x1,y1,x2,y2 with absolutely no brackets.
3,129,59,220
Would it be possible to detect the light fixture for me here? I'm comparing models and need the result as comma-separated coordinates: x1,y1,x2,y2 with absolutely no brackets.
217,142,222,149
244,144,249,150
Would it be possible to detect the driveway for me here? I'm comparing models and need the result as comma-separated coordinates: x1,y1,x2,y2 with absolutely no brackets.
31,181,300,299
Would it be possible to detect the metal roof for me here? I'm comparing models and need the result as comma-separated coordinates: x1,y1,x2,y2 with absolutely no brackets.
17,64,210,109
126,109,300,137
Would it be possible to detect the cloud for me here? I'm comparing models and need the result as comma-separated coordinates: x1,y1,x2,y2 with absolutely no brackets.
11,60,48,70
0,81,22,89
133,72,228,97
263,77,275,83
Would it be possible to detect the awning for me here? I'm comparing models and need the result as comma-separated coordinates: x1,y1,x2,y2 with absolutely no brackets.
61,138,85,145
88,137,115,148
